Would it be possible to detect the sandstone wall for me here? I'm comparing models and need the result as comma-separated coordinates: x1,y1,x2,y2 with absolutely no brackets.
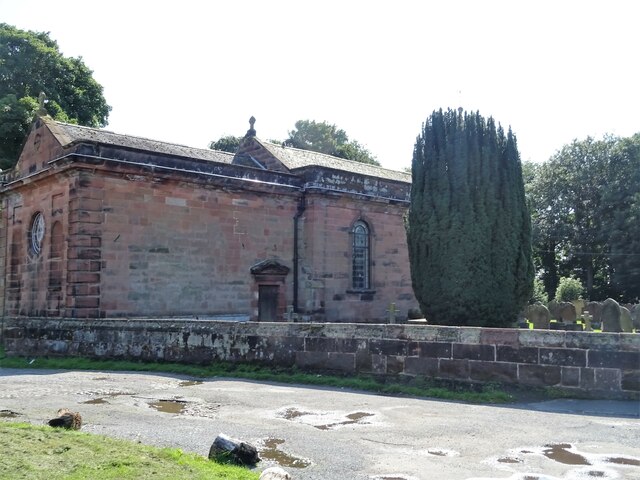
3,318,638,399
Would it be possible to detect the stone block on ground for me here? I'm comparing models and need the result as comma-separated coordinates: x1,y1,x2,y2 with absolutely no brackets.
208,433,260,466
260,467,292,479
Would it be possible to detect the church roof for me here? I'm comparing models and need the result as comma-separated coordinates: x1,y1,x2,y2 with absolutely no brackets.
257,139,411,183
45,118,235,164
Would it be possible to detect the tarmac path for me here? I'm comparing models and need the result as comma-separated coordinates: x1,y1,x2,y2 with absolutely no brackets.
1,368,639,480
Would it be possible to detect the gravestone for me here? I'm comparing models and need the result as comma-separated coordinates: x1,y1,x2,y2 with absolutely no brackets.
558,302,577,323
601,298,622,333
620,307,634,333
548,300,561,321
572,299,585,317
526,302,551,329
631,304,640,330
586,301,602,323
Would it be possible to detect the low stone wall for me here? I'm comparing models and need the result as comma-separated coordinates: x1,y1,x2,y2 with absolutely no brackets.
2,318,639,399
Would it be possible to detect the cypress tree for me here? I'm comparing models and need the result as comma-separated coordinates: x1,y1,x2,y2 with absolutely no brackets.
406,108,533,327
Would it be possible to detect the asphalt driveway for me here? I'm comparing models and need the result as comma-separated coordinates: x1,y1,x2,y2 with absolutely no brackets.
1,368,638,479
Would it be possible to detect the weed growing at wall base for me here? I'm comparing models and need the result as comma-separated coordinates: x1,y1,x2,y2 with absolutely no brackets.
0,354,513,404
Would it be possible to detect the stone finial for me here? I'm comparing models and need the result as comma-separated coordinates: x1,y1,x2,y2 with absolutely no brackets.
246,116,257,137
37,92,48,115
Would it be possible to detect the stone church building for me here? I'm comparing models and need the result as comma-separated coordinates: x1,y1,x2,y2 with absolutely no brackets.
0,115,417,322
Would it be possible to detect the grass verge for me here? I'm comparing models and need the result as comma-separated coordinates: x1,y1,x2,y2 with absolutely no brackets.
0,422,259,480
0,352,512,403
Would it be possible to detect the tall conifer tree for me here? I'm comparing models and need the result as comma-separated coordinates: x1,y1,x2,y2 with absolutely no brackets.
406,109,533,327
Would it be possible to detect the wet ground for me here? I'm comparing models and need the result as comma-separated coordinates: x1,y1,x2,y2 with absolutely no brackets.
0,368,638,479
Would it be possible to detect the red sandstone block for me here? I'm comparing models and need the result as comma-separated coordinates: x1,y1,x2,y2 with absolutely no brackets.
561,366,581,387
68,272,100,284
594,368,621,391
518,364,561,386
480,328,519,347
67,260,93,271
453,343,496,361
439,358,470,379
67,236,95,247
69,198,103,212
73,296,100,308
65,307,99,318
469,360,518,383
69,223,102,236
588,350,639,370
404,356,439,376
539,347,587,367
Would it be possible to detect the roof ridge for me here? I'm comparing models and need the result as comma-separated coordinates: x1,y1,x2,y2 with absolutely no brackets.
260,139,409,176
49,118,233,157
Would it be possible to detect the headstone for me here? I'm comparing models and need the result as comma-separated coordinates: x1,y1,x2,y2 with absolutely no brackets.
631,304,640,331
572,299,585,317
586,301,602,323
620,307,634,333
526,302,551,329
558,302,577,323
548,299,561,321
601,298,622,333
260,467,292,480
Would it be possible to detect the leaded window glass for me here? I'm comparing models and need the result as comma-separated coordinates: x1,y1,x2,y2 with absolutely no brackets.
352,221,370,290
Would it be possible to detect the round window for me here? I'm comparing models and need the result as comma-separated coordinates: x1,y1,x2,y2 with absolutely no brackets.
29,212,46,256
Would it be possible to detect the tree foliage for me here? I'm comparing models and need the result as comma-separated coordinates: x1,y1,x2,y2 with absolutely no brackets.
554,276,584,302
208,135,242,153
0,23,110,169
285,120,380,165
525,133,640,302
406,108,534,327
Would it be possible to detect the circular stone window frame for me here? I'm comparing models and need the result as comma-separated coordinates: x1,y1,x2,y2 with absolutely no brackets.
28,211,46,257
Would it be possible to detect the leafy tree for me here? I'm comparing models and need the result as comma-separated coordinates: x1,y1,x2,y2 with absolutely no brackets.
406,108,534,327
209,135,242,153
555,276,584,302
285,120,380,165
0,23,110,169
530,278,549,304
525,134,639,301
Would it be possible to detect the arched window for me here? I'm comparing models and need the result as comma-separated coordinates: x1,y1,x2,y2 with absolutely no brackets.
352,220,370,290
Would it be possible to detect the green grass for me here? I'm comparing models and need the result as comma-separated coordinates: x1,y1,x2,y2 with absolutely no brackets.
0,351,513,403
0,422,259,480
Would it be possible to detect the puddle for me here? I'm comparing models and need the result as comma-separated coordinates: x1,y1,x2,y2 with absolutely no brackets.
316,412,374,430
281,407,312,420
428,450,448,457
260,438,311,469
0,410,20,418
606,457,640,466
484,444,640,480
497,457,522,464
178,380,203,387
542,443,590,465
82,398,108,405
277,406,375,430
149,399,187,414
370,475,419,480
427,448,458,457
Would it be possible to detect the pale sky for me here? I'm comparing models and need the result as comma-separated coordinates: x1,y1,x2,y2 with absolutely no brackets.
2,0,638,170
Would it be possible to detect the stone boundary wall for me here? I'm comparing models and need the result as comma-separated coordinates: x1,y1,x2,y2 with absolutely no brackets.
2,318,638,399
